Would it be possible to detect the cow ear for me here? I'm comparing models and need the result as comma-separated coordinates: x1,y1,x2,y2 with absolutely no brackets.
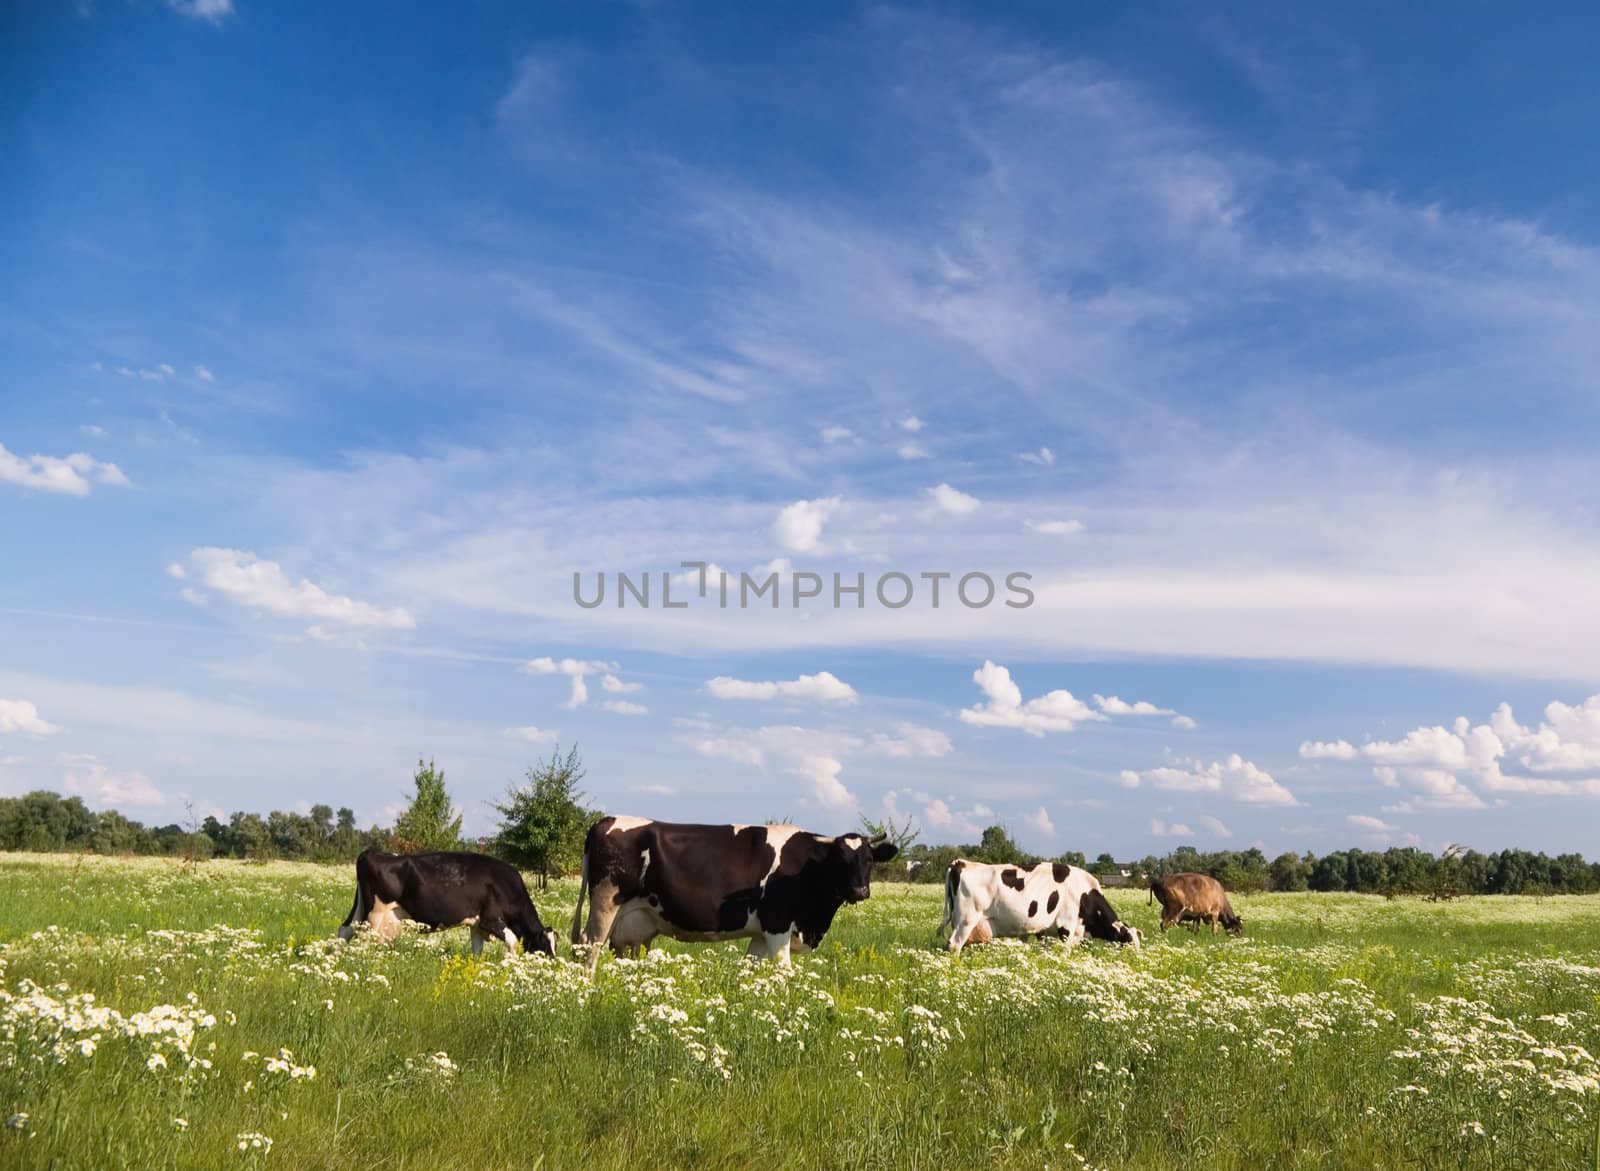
870,838,899,862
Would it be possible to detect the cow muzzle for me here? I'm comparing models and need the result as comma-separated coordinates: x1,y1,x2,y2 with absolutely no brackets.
847,884,872,904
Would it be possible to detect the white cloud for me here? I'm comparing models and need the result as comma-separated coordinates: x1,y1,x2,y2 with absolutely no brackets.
792,754,854,810
689,736,766,766
503,726,558,744
927,483,980,515
524,656,634,708
1018,447,1056,465
1093,694,1194,728
1026,519,1083,535
820,425,853,444
959,661,1104,736
705,671,858,704
180,548,415,630
913,794,995,838
1295,691,1600,807
0,442,130,497
194,365,215,382
80,424,106,438
900,415,924,433
167,0,233,23
1024,805,1056,838
631,783,676,796
1198,814,1232,839
601,700,649,715
1347,813,1392,832
61,754,165,809
1149,818,1194,838
0,699,60,737
772,496,841,553
868,723,953,758
1121,754,1298,806
1170,715,1198,730
898,442,930,460
1299,739,1358,760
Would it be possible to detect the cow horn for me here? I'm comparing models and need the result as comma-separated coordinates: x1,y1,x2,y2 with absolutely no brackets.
867,832,888,844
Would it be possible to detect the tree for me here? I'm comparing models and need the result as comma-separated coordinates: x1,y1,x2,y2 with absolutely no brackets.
1269,851,1309,891
392,757,463,853
492,744,595,888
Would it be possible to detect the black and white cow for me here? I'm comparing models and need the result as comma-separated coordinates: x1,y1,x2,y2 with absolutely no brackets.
940,859,1142,953
338,849,558,957
570,816,899,972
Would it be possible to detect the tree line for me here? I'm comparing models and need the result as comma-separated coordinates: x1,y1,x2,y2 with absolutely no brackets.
0,747,596,887
4,759,1598,897
884,822,1600,897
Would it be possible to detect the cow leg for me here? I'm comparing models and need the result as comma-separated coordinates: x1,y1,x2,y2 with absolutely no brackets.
1211,916,1220,936
745,936,768,960
948,915,981,955
338,881,367,941
763,931,793,967
580,879,624,976
1161,911,1179,932
471,925,487,956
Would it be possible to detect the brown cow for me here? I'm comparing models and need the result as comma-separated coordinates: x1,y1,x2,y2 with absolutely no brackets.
1149,872,1242,935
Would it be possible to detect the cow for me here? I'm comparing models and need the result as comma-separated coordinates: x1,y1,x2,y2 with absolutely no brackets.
337,849,558,957
941,860,1142,954
570,817,899,973
1148,872,1242,935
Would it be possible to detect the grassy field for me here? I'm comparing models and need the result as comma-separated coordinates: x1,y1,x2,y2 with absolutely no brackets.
2,854,1599,1169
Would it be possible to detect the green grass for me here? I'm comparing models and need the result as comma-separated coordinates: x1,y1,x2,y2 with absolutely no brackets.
3,854,1600,1169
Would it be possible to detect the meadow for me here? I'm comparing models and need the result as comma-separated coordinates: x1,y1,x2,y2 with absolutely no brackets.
2,854,1598,1170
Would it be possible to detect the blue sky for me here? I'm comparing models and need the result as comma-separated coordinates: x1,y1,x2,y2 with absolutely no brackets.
5,1,1600,857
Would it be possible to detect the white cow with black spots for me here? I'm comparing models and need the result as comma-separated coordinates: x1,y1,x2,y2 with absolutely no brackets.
941,859,1142,953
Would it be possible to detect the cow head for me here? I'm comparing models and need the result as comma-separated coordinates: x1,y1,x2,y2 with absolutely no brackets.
1078,888,1141,947
517,915,558,957
1221,909,1244,936
831,833,899,904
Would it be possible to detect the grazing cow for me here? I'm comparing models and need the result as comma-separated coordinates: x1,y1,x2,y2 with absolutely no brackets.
338,849,558,956
941,860,1142,954
570,817,898,973
1149,872,1242,935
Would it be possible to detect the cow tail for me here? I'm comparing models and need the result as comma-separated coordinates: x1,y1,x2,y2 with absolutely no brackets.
569,850,589,945
940,865,959,936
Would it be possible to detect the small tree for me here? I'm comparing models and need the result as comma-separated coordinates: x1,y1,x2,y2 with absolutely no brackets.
392,757,463,853
492,744,595,888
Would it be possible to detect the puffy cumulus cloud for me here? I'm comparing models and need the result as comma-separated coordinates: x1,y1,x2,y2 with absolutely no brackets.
179,548,415,631
1121,754,1298,806
927,482,980,515
905,792,995,838
503,725,558,744
1299,739,1359,760
867,723,953,759
524,656,635,708
1149,818,1194,838
900,416,924,433
705,671,858,704
1018,447,1056,466
0,699,60,737
1198,815,1233,839
772,496,841,553
60,754,164,808
898,441,930,460
1094,694,1196,729
820,425,853,444
959,661,1105,736
1024,805,1056,838
1300,692,1600,808
0,442,130,497
685,724,863,810
1346,812,1421,846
